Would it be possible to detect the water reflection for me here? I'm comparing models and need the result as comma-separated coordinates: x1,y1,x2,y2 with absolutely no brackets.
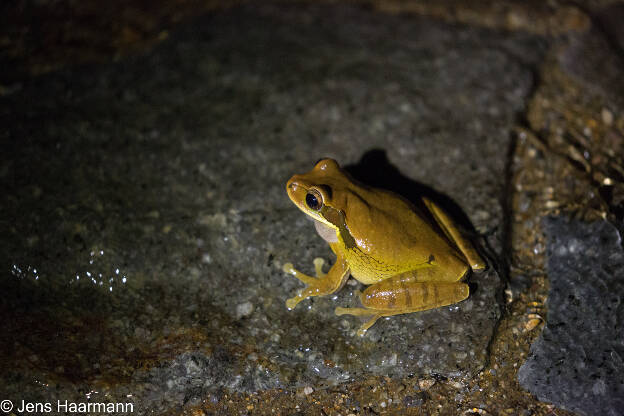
10,249,129,294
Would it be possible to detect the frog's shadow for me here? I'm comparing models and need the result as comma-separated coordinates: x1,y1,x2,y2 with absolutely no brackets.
344,149,477,233
343,149,483,290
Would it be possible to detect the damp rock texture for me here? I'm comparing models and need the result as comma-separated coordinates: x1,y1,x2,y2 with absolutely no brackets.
518,217,624,416
1,3,546,414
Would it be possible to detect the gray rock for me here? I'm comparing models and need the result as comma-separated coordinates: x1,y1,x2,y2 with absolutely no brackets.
518,217,624,416
558,6,624,109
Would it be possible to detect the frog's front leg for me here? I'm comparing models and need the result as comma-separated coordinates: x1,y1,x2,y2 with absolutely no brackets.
283,256,350,310
335,274,469,335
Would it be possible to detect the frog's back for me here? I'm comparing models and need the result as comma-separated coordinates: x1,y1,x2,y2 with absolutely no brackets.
337,185,466,283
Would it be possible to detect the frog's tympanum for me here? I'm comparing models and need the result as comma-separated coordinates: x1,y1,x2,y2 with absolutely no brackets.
283,159,485,336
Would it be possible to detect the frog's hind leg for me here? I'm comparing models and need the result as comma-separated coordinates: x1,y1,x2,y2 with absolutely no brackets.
335,276,469,335
422,197,486,271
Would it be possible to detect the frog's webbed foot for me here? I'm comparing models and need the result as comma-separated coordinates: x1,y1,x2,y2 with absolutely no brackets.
283,258,326,309
335,304,381,336
283,257,326,284
284,257,349,310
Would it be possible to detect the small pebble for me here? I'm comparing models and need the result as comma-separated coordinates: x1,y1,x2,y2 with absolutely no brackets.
303,386,313,395
449,380,464,389
235,301,254,319
418,378,435,390
403,392,427,407
601,108,613,125
387,353,398,366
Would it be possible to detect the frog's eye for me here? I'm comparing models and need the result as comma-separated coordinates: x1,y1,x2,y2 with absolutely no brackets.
305,189,323,211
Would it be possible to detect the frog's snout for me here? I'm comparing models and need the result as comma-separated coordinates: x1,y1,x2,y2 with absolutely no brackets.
286,179,297,200
286,176,307,204
286,174,299,191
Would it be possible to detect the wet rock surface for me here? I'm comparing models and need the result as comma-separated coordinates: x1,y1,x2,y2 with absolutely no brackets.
518,217,624,416
3,0,624,413
0,3,541,413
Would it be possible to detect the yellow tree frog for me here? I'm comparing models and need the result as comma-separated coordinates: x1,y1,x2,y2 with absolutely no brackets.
283,158,485,336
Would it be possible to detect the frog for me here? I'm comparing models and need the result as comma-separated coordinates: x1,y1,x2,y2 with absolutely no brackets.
283,158,485,336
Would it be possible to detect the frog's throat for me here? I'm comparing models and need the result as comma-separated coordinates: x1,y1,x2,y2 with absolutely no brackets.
314,219,338,243
320,206,356,249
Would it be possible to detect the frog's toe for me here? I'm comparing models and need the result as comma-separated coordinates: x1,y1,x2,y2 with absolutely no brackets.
335,306,375,316
286,295,304,310
282,263,295,274
285,267,317,285
335,306,346,316
313,257,326,277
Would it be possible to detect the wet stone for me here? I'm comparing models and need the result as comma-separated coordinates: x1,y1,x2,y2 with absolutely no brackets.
0,3,546,414
518,217,624,416
403,391,428,407
558,10,624,109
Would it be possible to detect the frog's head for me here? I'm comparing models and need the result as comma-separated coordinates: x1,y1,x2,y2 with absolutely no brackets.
286,158,347,230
